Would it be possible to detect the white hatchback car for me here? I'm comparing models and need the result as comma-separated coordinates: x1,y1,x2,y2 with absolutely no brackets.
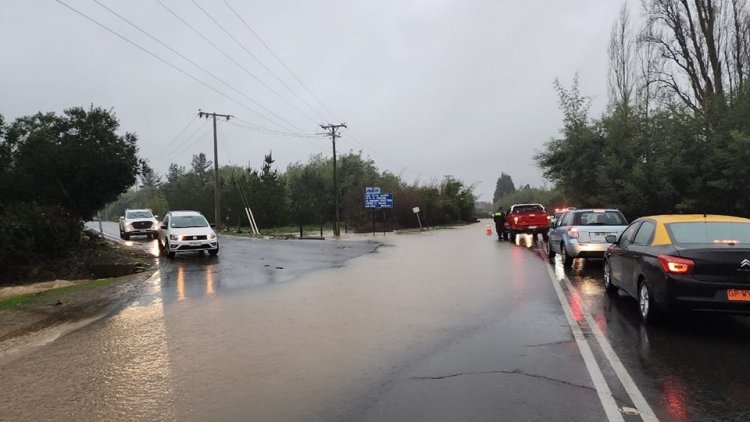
158,211,219,258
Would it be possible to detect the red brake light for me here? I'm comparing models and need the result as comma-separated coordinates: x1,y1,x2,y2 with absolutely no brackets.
567,227,579,238
658,255,694,274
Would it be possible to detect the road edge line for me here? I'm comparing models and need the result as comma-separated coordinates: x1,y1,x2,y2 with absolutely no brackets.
554,265,659,422
542,263,624,422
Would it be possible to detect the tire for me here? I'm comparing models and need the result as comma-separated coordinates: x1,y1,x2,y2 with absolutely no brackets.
509,230,516,244
208,247,219,256
165,241,175,259
547,240,556,261
638,280,660,323
542,231,549,242
119,231,125,240
561,243,574,268
604,261,618,293
123,233,130,241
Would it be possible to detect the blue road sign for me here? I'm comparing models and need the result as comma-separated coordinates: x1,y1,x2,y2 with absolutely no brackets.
365,186,381,195
365,193,393,209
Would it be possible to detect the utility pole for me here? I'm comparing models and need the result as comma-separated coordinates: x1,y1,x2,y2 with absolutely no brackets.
198,110,233,228
320,123,347,237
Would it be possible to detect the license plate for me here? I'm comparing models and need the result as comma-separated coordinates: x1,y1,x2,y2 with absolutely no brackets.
529,226,537,229
189,241,201,246
727,289,750,301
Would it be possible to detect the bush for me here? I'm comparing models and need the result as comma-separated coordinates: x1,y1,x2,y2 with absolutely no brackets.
0,203,82,270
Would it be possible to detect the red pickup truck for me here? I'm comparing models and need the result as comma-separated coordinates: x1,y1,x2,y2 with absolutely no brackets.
505,203,550,243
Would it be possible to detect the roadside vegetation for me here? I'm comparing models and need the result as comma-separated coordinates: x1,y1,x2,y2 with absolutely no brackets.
495,1,750,220
105,151,478,235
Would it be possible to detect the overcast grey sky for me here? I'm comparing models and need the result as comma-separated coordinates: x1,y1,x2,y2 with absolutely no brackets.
1,0,638,201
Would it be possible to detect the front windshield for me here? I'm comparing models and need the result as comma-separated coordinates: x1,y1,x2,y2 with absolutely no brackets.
170,215,209,228
126,211,153,219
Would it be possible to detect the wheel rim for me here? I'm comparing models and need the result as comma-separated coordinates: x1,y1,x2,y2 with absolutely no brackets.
639,285,650,318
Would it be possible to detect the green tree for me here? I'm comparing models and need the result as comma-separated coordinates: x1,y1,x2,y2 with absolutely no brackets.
493,172,516,203
2,106,139,219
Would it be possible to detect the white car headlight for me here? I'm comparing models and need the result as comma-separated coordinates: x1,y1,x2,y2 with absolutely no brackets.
169,234,179,241
209,232,216,240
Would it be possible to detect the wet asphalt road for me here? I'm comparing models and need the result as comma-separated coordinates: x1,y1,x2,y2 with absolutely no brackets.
2,222,750,420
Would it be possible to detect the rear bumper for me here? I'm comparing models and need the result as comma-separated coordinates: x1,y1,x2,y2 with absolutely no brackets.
565,241,609,258
510,225,548,234
653,276,750,314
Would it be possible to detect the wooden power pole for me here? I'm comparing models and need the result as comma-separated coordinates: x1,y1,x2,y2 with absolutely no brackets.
320,123,347,237
198,110,232,228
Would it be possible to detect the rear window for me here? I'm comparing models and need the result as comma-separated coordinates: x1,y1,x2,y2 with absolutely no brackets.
512,205,544,214
572,211,627,226
666,222,750,244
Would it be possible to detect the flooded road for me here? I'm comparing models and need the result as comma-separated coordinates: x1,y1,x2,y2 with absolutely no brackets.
3,222,750,420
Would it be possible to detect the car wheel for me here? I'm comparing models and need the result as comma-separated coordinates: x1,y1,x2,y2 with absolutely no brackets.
209,247,219,256
604,261,618,293
638,280,659,323
509,230,516,244
119,231,125,240
542,231,549,242
547,240,556,261
165,241,175,259
123,233,130,241
561,243,574,268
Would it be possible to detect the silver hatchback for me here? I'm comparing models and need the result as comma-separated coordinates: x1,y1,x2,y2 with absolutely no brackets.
547,209,628,267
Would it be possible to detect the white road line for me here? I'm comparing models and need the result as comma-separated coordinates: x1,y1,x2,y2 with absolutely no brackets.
542,264,625,422
551,261,659,422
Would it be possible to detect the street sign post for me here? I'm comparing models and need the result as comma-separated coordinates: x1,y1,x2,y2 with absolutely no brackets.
364,187,393,235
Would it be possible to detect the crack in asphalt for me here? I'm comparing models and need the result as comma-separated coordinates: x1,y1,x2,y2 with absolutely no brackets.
412,368,595,392
411,369,632,405
524,339,575,348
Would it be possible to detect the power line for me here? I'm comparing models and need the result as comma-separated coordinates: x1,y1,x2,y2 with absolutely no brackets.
92,0,301,134
162,125,213,165
155,114,198,158
156,0,317,130
55,0,300,137
191,0,330,124
227,120,328,150
222,0,340,123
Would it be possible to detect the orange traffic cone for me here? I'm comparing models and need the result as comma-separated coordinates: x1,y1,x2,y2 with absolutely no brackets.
486,224,492,236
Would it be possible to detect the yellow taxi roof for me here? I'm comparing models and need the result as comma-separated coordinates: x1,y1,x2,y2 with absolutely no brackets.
641,214,750,245
644,214,750,224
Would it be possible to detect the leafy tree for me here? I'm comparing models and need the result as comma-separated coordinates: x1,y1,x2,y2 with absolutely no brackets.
493,172,516,203
139,159,162,188
2,106,139,219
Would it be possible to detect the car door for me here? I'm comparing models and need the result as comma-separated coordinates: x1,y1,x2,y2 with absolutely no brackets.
608,221,642,295
623,220,656,295
159,214,169,246
549,212,569,254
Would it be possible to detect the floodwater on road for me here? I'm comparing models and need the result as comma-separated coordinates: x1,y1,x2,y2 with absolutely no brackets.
0,224,604,421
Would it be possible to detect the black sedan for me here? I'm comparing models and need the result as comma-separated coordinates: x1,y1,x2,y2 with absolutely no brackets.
603,214,750,322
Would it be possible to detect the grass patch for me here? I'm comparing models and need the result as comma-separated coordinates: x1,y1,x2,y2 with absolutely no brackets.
0,278,116,310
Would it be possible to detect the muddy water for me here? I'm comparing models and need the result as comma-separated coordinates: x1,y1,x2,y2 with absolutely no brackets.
0,225,542,421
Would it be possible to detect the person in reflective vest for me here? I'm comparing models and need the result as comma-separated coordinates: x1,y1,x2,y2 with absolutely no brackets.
493,208,506,240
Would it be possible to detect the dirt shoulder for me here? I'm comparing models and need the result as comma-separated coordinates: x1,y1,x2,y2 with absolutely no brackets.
0,230,158,349
0,267,157,343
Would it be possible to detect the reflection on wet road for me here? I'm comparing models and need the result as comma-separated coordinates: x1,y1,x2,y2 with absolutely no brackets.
545,243,750,422
5,222,750,420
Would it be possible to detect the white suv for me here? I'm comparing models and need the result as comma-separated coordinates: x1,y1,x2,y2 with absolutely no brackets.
119,209,159,240
158,211,219,258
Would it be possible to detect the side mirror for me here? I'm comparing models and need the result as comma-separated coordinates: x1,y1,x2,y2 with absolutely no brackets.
160,224,167,230
119,216,124,221
605,235,617,243
210,223,216,228
154,215,159,220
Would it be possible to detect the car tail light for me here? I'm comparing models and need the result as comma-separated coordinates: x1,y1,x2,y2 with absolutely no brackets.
658,255,694,274
514,217,518,224
567,227,579,238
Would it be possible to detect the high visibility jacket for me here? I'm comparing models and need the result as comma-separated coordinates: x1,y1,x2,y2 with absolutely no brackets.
493,212,505,224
